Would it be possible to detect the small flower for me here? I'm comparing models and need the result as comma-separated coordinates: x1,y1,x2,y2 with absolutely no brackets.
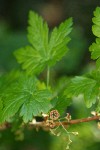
66,145,69,149
42,113,49,121
56,132,61,137
29,119,36,125
49,110,60,120
91,111,98,116
46,120,56,128
72,132,79,136
65,113,71,122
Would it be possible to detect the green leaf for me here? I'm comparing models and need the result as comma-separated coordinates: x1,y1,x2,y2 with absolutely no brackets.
86,70,100,82
48,18,72,66
89,38,100,69
14,46,46,75
50,76,72,115
0,76,52,123
96,100,100,112
89,7,100,70
0,98,3,111
64,76,99,108
92,7,100,37
53,76,71,96
0,70,21,97
14,11,73,75
27,11,48,55
20,89,52,122
51,96,71,115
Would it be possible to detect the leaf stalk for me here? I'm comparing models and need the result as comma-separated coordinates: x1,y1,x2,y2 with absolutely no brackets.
47,66,50,88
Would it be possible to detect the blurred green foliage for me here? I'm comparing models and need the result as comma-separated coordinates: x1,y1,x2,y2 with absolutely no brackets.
54,26,87,75
0,22,28,72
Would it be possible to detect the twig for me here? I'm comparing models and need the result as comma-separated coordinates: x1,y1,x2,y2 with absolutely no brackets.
27,115,100,128
0,116,100,130
62,115,100,126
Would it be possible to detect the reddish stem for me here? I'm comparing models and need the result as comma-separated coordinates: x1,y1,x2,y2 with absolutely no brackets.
0,116,100,130
62,115,100,126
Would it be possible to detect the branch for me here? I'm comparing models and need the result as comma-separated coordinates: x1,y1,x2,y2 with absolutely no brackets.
0,116,100,130
62,115,100,126
29,115,100,129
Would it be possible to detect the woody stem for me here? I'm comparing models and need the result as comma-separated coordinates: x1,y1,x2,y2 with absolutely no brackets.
0,115,100,130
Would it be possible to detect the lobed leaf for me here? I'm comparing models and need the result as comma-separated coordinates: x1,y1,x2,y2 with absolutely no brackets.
27,11,48,55
0,76,52,123
92,7,100,37
0,98,3,111
14,46,46,75
64,76,99,108
0,70,21,97
89,7,100,70
51,96,71,115
48,18,73,66
89,38,100,70
14,11,73,75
